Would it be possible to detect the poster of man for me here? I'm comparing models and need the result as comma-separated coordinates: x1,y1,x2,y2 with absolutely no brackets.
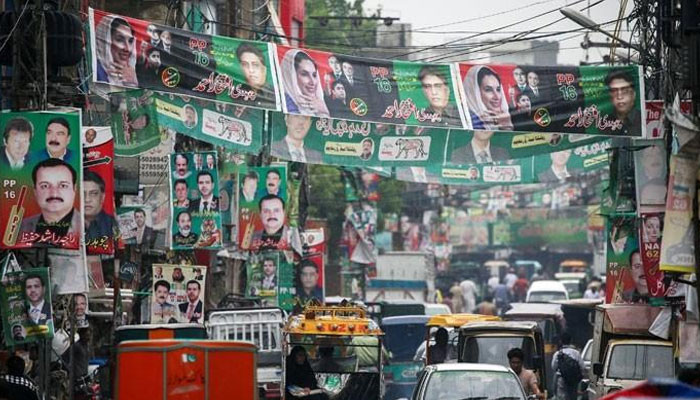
73,293,89,328
605,216,641,304
237,164,290,250
296,258,324,305
0,112,82,250
82,126,116,254
0,267,54,346
169,152,223,249
151,264,206,324
245,251,295,309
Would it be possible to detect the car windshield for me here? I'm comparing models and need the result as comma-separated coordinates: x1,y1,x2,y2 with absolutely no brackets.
424,370,524,400
528,291,567,302
461,336,535,369
382,323,426,362
607,344,674,380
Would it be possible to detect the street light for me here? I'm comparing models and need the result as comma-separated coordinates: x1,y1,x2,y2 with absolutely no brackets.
560,7,642,52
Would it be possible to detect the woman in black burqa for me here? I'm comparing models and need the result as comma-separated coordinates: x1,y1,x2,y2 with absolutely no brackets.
286,346,328,399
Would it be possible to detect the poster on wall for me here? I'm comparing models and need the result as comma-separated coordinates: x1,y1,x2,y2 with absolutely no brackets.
275,45,466,128
605,216,642,304
169,151,223,249
151,264,206,324
0,111,83,249
457,63,645,136
0,264,54,346
89,8,281,110
83,126,116,254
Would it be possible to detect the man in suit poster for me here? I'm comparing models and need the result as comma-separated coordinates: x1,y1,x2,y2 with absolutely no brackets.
82,126,116,254
450,131,510,165
270,115,322,164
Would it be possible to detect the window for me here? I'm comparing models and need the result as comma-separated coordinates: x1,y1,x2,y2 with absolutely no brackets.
607,345,673,380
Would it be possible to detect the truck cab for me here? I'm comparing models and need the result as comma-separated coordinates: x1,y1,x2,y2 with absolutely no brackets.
587,304,675,399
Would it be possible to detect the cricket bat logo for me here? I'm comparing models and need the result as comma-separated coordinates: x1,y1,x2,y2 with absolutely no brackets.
3,186,27,246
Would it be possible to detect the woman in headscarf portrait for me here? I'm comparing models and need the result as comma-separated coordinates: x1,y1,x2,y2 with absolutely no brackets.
95,15,138,87
463,65,513,131
281,49,330,117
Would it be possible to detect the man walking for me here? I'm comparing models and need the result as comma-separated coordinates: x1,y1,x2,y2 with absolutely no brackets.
552,332,584,400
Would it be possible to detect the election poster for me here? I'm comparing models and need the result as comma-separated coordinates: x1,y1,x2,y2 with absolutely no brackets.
0,264,54,346
116,205,157,249
237,164,290,250
151,264,207,324
645,100,692,139
245,251,295,311
634,139,667,213
660,155,697,274
89,8,281,110
83,126,116,255
639,213,667,300
395,159,534,186
110,90,161,156
49,247,89,295
0,111,82,250
275,45,466,128
605,215,642,304
532,140,611,183
169,151,223,250
298,229,326,302
457,63,645,136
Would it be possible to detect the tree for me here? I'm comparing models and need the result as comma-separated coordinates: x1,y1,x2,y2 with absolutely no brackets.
304,0,377,54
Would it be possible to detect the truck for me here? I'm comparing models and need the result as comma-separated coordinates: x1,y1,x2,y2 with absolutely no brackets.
366,252,431,302
586,304,675,399
207,307,286,399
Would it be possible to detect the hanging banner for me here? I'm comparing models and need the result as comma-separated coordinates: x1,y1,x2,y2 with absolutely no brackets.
169,151,223,249
298,229,326,304
89,8,281,110
237,164,292,251
110,90,161,156
660,155,697,273
605,215,642,304
457,63,645,136
151,264,207,324
645,100,692,139
634,139,667,213
532,140,611,183
270,113,448,166
275,45,466,128
49,248,89,295
245,250,295,312
0,112,83,250
1,265,54,346
83,126,116,255
116,205,158,249
395,159,533,186
639,213,667,300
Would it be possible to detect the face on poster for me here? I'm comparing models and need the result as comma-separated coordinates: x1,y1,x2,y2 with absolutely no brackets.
634,140,667,211
605,216,642,304
246,251,280,306
110,90,161,156
0,112,82,250
295,257,324,305
83,126,116,254
89,8,280,110
276,45,466,128
151,264,206,324
640,213,666,298
237,164,290,250
169,151,223,249
117,205,155,246
533,140,610,183
458,63,644,136
0,267,54,346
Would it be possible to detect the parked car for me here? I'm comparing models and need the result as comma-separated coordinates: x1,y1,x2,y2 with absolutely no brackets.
526,280,569,303
412,363,528,400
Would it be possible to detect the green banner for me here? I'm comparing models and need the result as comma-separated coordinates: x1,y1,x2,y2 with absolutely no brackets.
245,250,295,312
110,90,162,156
1,264,54,346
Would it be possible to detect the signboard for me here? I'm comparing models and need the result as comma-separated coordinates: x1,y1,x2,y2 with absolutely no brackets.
0,111,82,249
660,155,697,273
1,265,54,346
83,126,116,254
151,264,207,324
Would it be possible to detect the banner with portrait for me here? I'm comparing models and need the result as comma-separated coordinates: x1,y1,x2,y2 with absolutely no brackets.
110,90,162,156
395,159,534,186
660,155,697,274
151,264,206,324
237,164,291,250
169,151,223,249
639,213,667,300
457,63,645,136
605,215,642,304
116,205,158,249
634,139,667,213
0,111,82,249
532,139,611,183
270,113,448,166
295,251,325,307
0,265,54,346
89,8,281,110
83,126,116,254
275,45,466,128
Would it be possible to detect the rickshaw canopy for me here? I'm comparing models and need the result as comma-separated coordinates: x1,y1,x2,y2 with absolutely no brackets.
284,305,384,336
427,313,501,328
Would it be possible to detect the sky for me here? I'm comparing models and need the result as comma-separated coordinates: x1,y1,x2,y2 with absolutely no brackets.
359,0,636,65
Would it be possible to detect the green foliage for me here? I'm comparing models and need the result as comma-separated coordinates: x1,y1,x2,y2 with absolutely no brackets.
304,0,377,54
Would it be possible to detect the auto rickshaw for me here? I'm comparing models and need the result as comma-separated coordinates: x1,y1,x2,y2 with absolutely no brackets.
422,313,501,365
283,305,385,400
381,315,431,400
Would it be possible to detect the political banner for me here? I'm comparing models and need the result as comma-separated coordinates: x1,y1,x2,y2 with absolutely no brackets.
395,159,533,186
532,140,611,183
634,140,667,213
169,152,223,249
116,205,158,249
270,113,448,166
83,126,116,254
457,63,645,136
645,100,692,139
639,213,667,300
660,155,697,273
0,112,82,249
237,164,291,250
151,264,207,324
0,265,54,346
49,248,89,295
89,8,280,110
297,229,326,304
110,90,161,156
275,45,466,128
605,215,642,303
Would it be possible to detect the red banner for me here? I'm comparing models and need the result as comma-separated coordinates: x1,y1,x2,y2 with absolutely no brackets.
83,127,116,254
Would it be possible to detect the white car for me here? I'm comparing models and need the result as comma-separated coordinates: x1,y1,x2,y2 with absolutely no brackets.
424,303,452,316
411,363,528,400
526,280,569,303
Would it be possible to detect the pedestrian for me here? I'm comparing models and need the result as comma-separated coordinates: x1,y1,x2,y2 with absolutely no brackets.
493,279,511,315
487,274,500,294
475,294,497,315
449,282,465,313
512,271,529,303
583,282,601,299
0,355,40,400
459,278,477,313
508,348,543,399
552,332,584,400
504,267,518,293
442,292,455,313
428,328,449,364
